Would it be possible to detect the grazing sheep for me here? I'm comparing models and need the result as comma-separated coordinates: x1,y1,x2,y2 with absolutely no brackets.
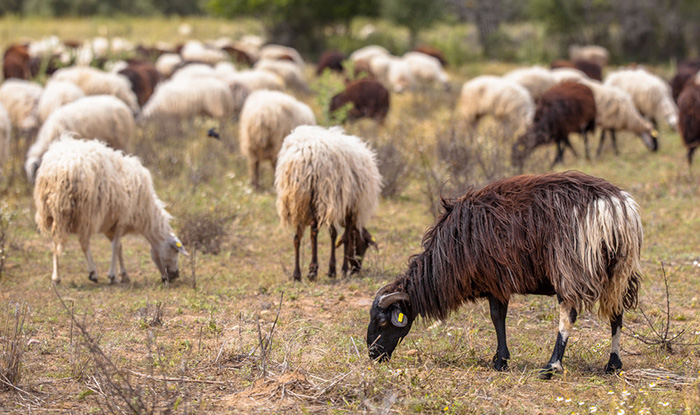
239,90,316,189
0,79,43,132
551,59,602,81
222,44,255,66
259,44,304,67
512,81,597,170
275,125,381,280
37,80,86,123
155,53,183,78
388,58,415,93
0,103,11,169
118,60,161,107
412,45,447,67
402,52,450,90
577,79,658,156
34,135,187,284
170,63,216,81
254,59,308,91
350,45,390,67
678,83,700,164
26,95,135,182
180,40,227,65
670,59,700,103
367,54,393,84
550,67,587,83
330,78,390,123
50,66,140,114
316,50,345,75
569,44,609,67
504,66,556,100
604,68,678,130
457,75,535,136
3,44,32,80
224,70,284,92
139,77,234,125
367,171,641,380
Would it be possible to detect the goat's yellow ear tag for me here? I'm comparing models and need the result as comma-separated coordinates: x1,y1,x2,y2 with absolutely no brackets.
651,129,658,138
176,241,182,248
371,237,376,242
398,313,404,323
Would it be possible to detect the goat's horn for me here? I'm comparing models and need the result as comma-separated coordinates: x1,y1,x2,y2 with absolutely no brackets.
378,292,410,308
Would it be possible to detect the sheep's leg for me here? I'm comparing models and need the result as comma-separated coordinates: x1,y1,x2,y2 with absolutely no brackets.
307,218,318,281
688,147,697,166
328,225,337,278
596,129,607,156
79,236,98,283
117,241,129,283
51,242,62,285
604,312,624,374
581,131,591,160
249,160,260,190
292,225,304,282
107,236,122,284
610,130,619,156
488,295,510,371
341,228,350,277
551,140,565,167
540,300,577,379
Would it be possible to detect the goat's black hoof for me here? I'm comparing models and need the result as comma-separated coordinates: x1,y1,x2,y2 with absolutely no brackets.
88,271,98,283
604,353,623,374
492,354,509,371
327,268,336,278
538,364,558,380
307,270,317,282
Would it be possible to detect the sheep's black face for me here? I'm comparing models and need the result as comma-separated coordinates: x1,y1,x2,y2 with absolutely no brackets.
366,292,413,361
640,130,659,152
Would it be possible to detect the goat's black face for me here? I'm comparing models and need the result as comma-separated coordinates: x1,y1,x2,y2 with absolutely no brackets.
366,290,413,361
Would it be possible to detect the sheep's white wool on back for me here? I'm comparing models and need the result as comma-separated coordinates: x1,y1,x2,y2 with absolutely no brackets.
254,59,307,90
550,67,587,83
259,44,305,66
458,75,534,133
33,135,172,250
51,66,139,112
155,53,183,78
0,103,11,168
402,52,449,86
504,66,556,100
0,79,43,131
578,79,652,133
239,90,316,163
350,45,390,64
275,126,382,230
604,68,678,128
140,77,234,121
38,80,86,123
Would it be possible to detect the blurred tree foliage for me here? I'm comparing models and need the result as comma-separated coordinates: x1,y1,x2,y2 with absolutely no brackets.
0,0,205,16
207,0,379,54
380,0,445,49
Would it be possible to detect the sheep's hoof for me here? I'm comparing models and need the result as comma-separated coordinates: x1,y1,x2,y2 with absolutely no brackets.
604,353,623,374
292,271,301,282
108,274,116,284
51,277,61,285
88,271,98,283
327,268,336,278
538,363,561,380
492,354,508,371
120,272,130,284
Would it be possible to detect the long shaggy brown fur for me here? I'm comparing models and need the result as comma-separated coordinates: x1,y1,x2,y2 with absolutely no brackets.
384,171,642,322
678,83,700,164
330,78,390,123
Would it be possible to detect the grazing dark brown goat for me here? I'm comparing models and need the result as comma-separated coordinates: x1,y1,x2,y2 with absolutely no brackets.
316,50,345,75
551,59,602,81
330,78,390,123
678,83,700,165
512,81,596,170
119,60,161,107
222,45,254,66
367,171,642,379
670,59,700,103
3,44,32,80
412,45,447,67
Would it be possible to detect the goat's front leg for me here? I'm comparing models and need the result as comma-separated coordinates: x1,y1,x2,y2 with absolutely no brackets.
488,295,510,371
540,299,577,379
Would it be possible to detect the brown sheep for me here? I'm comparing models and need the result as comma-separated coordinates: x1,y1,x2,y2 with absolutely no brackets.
316,50,345,75
512,81,597,170
3,44,32,80
222,45,254,66
551,59,602,81
670,59,700,103
119,60,161,107
412,45,447,67
330,78,390,124
678,83,700,165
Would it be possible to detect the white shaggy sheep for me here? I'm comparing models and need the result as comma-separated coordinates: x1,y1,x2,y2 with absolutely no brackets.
402,52,450,90
550,67,587,83
215,61,238,77
275,125,382,280
155,53,184,78
50,66,140,113
350,45,390,65
0,103,11,170
33,135,187,284
388,58,415,93
239,90,316,189
457,75,535,135
180,40,228,65
259,44,305,67
225,70,284,92
577,79,658,155
139,77,235,123
254,59,308,91
0,79,43,132
504,66,557,100
37,80,86,123
170,63,216,81
26,95,135,182
569,44,609,67
368,54,393,84
604,68,678,129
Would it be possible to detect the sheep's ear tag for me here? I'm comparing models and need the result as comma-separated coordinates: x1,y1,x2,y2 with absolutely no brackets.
651,129,658,138
172,238,189,256
391,309,408,328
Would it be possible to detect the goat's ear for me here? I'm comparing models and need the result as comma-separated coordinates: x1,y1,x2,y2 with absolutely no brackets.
170,235,189,256
391,308,408,328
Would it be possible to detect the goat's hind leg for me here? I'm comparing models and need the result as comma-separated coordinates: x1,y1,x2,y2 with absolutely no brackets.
488,295,511,371
540,299,577,379
604,312,624,374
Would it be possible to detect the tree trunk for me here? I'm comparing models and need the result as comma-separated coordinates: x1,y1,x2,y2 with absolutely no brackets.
474,0,502,59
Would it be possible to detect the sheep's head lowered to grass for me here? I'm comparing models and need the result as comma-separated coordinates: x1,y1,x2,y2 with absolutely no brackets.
366,285,413,361
151,233,188,282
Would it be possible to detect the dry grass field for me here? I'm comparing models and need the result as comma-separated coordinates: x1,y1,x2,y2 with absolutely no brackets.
1,17,700,415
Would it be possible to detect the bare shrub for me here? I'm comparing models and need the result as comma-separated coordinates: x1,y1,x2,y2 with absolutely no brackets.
0,205,13,279
0,303,28,391
179,209,234,289
374,138,411,199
